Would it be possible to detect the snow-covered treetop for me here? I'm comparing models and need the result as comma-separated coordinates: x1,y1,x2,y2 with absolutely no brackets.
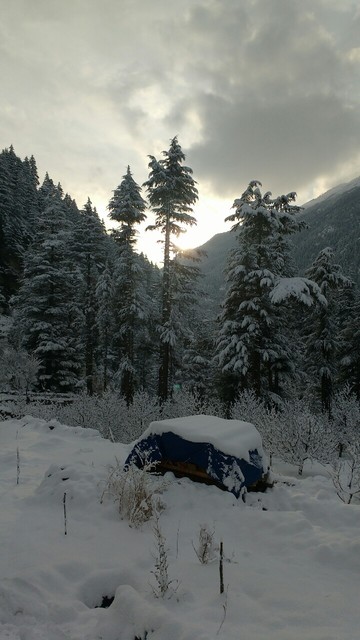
108,166,147,246
305,247,353,295
227,180,303,236
144,136,198,236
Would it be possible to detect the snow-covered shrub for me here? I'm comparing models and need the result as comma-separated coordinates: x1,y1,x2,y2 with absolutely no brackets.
151,511,177,599
0,346,39,402
54,391,127,441
230,391,280,464
0,394,27,419
27,390,159,443
326,388,360,503
122,390,162,441
329,387,360,458
21,387,225,445
193,524,217,564
161,388,224,421
101,458,166,528
257,405,284,466
330,445,360,504
57,392,101,429
230,390,265,425
275,399,327,474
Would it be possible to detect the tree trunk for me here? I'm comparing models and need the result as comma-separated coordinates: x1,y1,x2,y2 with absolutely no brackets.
158,212,171,402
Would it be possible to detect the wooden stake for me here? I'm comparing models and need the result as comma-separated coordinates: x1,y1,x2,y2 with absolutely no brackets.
219,540,224,594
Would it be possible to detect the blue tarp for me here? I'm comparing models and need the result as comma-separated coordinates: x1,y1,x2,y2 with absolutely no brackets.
125,431,265,498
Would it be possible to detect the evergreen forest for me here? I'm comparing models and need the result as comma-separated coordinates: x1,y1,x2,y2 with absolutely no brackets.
1,141,359,432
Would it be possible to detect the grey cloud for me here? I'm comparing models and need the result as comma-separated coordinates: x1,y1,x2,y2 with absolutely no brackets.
189,93,360,197
0,0,359,216
173,0,360,197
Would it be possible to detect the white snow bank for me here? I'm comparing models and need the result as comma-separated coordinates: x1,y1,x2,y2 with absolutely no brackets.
1,415,360,639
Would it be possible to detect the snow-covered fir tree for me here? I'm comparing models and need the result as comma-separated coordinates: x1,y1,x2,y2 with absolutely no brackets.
162,246,205,393
95,262,115,392
215,180,323,406
73,198,107,394
144,137,199,401
11,175,84,392
0,147,40,303
303,247,353,414
107,166,148,403
181,316,216,401
132,254,161,395
162,246,214,399
338,289,360,400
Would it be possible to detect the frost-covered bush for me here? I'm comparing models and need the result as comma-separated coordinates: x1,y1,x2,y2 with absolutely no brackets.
151,512,177,599
230,390,265,425
101,459,166,528
231,393,334,472
230,391,280,463
328,387,360,458
193,524,217,564
21,396,65,422
124,391,162,441
161,388,224,421
275,399,328,474
27,390,161,443
21,387,225,445
329,442,360,504
0,346,39,401
326,388,360,503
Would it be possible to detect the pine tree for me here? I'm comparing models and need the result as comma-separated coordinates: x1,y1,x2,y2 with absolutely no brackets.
22,156,40,238
107,167,147,404
0,153,14,300
11,176,83,391
73,198,107,394
182,313,216,401
0,147,40,302
144,137,198,401
163,247,204,393
339,289,360,400
96,262,115,392
304,247,353,413
215,180,321,405
134,255,161,395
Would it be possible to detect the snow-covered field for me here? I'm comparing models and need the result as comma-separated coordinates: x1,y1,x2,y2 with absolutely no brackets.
1,416,360,640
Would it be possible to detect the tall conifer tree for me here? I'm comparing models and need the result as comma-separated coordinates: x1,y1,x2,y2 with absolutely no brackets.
96,262,115,392
303,247,352,413
144,137,198,401
215,181,320,405
75,198,107,394
339,289,360,400
11,176,83,391
108,166,147,403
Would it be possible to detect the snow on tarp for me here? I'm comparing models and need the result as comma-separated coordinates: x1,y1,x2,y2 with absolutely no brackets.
125,415,267,498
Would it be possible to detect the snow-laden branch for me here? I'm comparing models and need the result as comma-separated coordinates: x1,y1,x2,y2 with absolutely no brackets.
269,277,327,307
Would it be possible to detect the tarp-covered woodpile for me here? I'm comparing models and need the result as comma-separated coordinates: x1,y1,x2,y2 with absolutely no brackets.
125,415,268,498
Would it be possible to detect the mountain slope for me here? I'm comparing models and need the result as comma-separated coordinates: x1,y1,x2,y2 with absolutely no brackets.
196,231,237,317
293,182,360,283
196,177,360,316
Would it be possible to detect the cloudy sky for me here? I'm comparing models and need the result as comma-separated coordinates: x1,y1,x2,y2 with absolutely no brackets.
1,0,360,261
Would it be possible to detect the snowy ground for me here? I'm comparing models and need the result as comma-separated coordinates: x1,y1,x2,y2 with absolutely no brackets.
1,416,360,640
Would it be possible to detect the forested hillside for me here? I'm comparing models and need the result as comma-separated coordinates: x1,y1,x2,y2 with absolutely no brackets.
293,182,360,286
1,147,359,419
